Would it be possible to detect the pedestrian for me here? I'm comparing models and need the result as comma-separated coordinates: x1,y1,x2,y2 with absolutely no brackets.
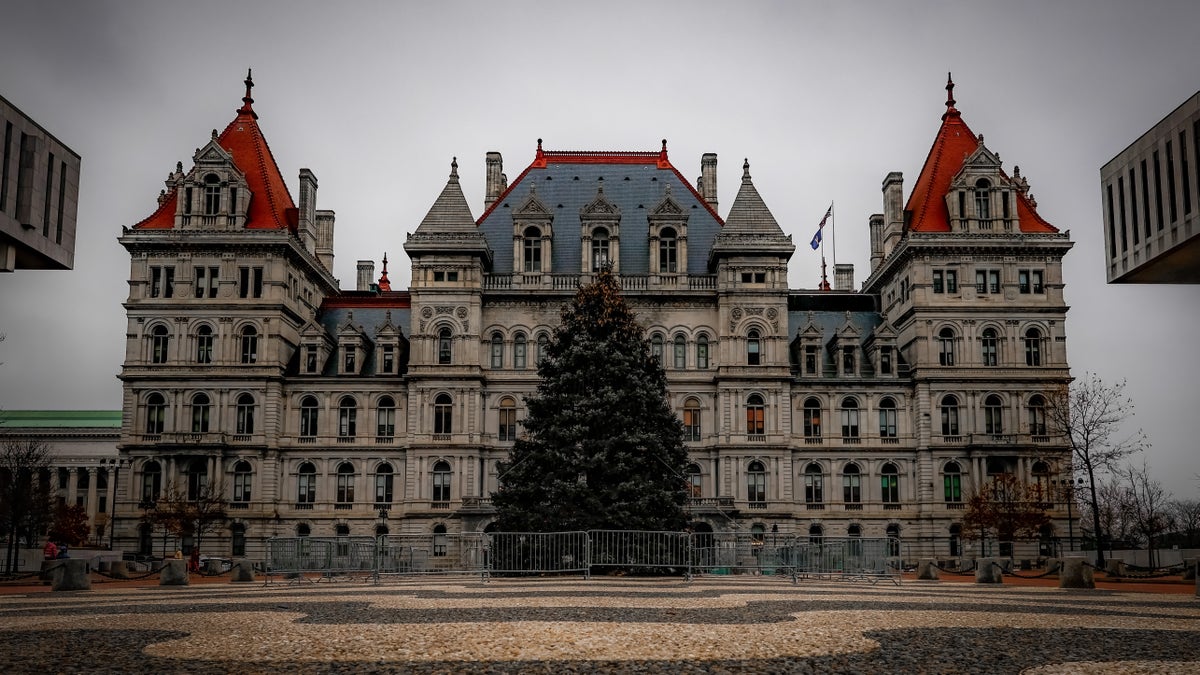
43,539,58,560
174,549,183,560
56,544,69,559
188,548,200,573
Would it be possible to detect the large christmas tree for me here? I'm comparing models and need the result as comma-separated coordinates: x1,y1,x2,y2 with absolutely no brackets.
492,268,690,532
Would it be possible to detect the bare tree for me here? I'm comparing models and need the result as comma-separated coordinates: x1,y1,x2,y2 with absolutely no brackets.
147,479,228,555
1046,373,1146,567
1122,460,1173,568
0,437,56,573
960,473,1052,555
1170,498,1200,548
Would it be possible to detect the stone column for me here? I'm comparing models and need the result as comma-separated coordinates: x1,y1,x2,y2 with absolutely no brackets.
85,467,99,526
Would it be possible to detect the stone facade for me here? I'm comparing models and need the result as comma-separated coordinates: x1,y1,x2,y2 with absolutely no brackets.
112,75,1074,562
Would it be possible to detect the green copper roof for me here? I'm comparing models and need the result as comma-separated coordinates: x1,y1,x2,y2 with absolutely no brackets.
0,410,122,428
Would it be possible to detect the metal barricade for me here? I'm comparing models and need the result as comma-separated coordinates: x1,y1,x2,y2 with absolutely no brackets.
265,536,377,582
589,530,691,575
488,531,590,577
376,533,489,581
690,531,776,576
781,537,901,584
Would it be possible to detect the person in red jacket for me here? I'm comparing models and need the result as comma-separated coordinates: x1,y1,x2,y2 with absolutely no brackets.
43,539,58,560
188,548,200,573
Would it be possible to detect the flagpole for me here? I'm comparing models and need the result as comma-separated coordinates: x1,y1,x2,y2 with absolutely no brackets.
831,201,836,267
819,218,830,291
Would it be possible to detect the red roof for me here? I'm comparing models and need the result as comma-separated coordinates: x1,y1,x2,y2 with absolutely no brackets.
134,73,296,231
905,78,1056,234
320,292,411,309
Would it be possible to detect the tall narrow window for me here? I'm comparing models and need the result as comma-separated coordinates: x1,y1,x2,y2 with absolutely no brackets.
336,463,355,505
231,523,246,557
1154,150,1164,230
943,462,963,503
498,396,517,442
683,398,701,442
881,463,899,503
141,461,162,502
1167,140,1178,222
938,327,956,366
377,396,396,437
1028,394,1047,436
150,325,170,364
232,461,252,503
536,333,549,365
236,393,255,435
338,396,357,438
673,334,686,369
185,458,207,501
746,461,766,504
490,332,504,369
1024,328,1042,366
343,346,356,373
381,345,395,374
974,178,991,222
195,325,213,364
804,345,818,374
658,228,677,273
240,326,258,364
686,464,702,498
1181,130,1192,215
191,393,210,433
203,174,221,215
1141,159,1152,240
746,330,761,365
375,463,394,504
0,121,10,212
879,346,893,375
145,393,166,434
650,333,664,362
433,394,453,435
840,397,859,439
438,328,452,365
842,463,862,503
803,397,822,438
878,397,897,438
513,333,527,370
984,394,1004,435
745,394,765,435
297,462,316,504
842,346,856,374
432,461,451,502
696,335,709,369
591,228,610,270
305,345,318,373
981,327,998,366
940,395,960,436
523,226,542,272
299,396,319,437
804,463,823,504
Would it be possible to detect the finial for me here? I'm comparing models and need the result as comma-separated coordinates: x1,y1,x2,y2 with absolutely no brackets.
742,158,751,181
1014,165,1021,178
450,157,458,178
378,252,392,292
537,138,543,150
175,161,183,174
212,128,218,139
238,68,257,118
535,138,544,162
945,71,956,109
661,139,667,152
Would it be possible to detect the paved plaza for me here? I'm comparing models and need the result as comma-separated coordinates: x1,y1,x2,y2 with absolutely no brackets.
0,577,1197,673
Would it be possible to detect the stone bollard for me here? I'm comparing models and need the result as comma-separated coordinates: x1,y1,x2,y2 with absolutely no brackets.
1181,557,1197,581
231,559,256,583
1058,558,1095,589
1104,559,1126,577
159,558,189,586
109,561,130,579
204,559,224,576
916,559,939,580
39,559,58,584
51,559,91,592
1195,560,1199,598
975,557,1003,584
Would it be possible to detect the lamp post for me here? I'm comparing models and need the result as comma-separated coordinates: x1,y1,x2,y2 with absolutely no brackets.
1055,476,1083,554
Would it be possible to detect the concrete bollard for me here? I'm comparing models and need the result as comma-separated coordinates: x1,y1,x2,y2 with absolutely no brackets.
159,558,189,586
975,557,1003,584
1181,557,1196,581
1104,559,1126,577
1195,560,1199,598
51,559,91,591
204,559,224,576
916,559,939,580
1058,558,1095,589
231,559,256,583
108,561,130,579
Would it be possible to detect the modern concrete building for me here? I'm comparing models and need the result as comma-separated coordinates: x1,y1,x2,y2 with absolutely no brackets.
0,410,122,545
0,93,80,271
112,74,1075,562
1101,91,1200,283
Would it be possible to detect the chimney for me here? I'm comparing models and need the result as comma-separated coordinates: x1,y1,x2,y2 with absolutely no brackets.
315,210,335,273
356,260,375,291
834,263,855,292
700,153,718,209
869,213,885,270
881,172,904,259
298,169,318,253
485,152,504,208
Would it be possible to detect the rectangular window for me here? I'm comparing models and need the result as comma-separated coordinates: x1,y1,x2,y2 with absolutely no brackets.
433,271,445,282
375,473,393,504
945,270,957,293
0,121,11,212
696,341,708,369
15,133,35,225
1120,176,1133,246
1128,168,1139,242
344,348,355,373
447,271,459,282
944,474,962,502
42,151,54,237
683,407,701,442
932,270,944,293
239,267,263,298
975,269,1000,294
306,346,318,373
55,161,66,244
842,346,855,374
195,266,219,298
1106,184,1117,256
1032,270,1043,294
879,347,893,375
1167,140,1178,222
1018,270,1030,294
382,345,394,374
1181,130,1192,215
881,474,899,503
741,272,752,283
151,267,162,298
1154,150,1164,230
989,270,1000,294
843,474,861,503
804,345,818,375
1141,159,1152,240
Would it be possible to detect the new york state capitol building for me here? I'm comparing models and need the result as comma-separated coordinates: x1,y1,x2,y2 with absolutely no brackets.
112,75,1074,561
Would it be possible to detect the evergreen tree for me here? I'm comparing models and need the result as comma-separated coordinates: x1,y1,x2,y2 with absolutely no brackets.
492,268,689,532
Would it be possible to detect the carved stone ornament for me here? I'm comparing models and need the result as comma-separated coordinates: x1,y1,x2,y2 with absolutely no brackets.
731,308,743,321
421,307,434,319
456,307,468,319
435,305,454,315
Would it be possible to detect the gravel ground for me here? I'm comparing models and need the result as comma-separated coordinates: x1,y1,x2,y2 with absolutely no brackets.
0,577,1196,674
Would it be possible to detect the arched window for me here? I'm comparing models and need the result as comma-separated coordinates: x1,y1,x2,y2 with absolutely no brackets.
1031,461,1051,499
683,398,701,442
240,326,258,364
949,523,962,556
881,463,899,504
696,334,709,369
375,463,394,504
804,463,823,504
591,227,610,270
438,327,452,365
432,460,452,502
746,460,766,504
141,460,161,502
650,333,664,362
1024,328,1042,366
145,393,166,434
138,523,153,556
803,397,822,439
377,396,396,438
296,462,316,504
659,227,677,273
231,523,246,557
150,325,170,364
433,523,448,557
840,397,859,439
745,394,765,435
514,333,527,370
984,394,1004,434
938,327,955,366
297,523,311,537
490,332,503,369
536,333,549,365
981,327,998,366
523,226,542,272
673,334,686,369
943,461,963,503
196,325,213,364
878,397,897,439
808,523,823,544
203,173,221,215
433,394,453,435
338,396,357,438
299,395,319,437
686,463,702,498
232,460,252,504
842,463,861,504
191,393,210,433
1028,394,1047,437
235,393,255,435
498,396,517,442
746,329,761,365
974,178,991,221
940,394,960,436
185,458,207,500
336,462,355,505
885,524,901,556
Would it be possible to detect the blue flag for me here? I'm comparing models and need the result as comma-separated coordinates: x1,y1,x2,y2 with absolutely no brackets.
810,206,832,250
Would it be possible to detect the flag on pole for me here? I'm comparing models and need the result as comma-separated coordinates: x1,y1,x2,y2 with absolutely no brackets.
810,205,832,250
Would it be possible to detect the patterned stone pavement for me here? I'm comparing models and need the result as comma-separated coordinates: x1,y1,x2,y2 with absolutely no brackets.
0,577,1197,674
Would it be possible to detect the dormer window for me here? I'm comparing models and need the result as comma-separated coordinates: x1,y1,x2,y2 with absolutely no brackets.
591,227,610,270
522,227,542,272
974,178,991,222
658,228,677,273
204,174,221,215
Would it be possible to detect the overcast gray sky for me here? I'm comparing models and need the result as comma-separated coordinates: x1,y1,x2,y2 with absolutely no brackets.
1,1,1197,499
